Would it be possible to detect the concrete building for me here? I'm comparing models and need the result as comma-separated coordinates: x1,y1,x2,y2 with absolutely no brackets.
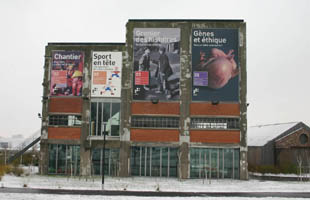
40,19,247,180
248,122,310,168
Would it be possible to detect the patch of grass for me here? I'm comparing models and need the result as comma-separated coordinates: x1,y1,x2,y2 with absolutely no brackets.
249,162,297,174
0,165,11,180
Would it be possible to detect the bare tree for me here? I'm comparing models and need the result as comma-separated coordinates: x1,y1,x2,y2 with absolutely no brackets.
295,148,306,181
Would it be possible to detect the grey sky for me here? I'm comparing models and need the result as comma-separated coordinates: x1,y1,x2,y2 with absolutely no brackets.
0,0,309,138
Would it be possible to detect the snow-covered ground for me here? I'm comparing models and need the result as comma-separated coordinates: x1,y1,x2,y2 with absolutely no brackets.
0,194,307,200
1,167,310,200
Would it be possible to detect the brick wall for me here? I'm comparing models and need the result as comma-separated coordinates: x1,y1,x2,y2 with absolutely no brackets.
131,102,179,115
48,127,81,140
190,130,240,143
275,128,310,148
190,103,240,116
49,98,82,113
131,129,179,142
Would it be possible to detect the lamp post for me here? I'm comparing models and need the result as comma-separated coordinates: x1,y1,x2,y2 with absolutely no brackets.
102,123,107,190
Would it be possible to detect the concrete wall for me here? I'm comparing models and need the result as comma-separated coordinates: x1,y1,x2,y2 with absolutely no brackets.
40,43,125,176
125,20,247,180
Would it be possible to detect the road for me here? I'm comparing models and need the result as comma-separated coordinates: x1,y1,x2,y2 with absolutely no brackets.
1,187,310,198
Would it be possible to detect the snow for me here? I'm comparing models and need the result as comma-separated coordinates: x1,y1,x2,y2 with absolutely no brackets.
2,172,310,193
247,122,299,146
0,193,307,200
1,167,310,199
2,172,310,192
0,193,306,200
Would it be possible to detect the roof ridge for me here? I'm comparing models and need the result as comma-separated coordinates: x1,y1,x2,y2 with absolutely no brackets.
249,121,300,128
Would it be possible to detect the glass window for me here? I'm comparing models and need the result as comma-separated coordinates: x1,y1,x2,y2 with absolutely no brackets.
141,147,146,176
130,146,178,178
48,144,57,174
191,118,240,130
48,144,80,175
190,148,239,179
91,103,97,136
66,145,80,175
219,148,224,178
224,149,233,179
161,147,168,177
110,149,120,176
190,148,199,178
98,102,102,135
90,101,120,136
169,148,178,177
103,103,110,122
130,147,140,176
92,149,101,175
151,147,160,176
91,148,120,176
299,134,308,145
211,149,218,178
131,116,179,128
68,115,82,126
49,115,81,126
234,149,240,179
57,144,66,174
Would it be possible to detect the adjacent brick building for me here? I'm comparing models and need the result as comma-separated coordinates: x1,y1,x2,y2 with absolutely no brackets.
248,122,310,168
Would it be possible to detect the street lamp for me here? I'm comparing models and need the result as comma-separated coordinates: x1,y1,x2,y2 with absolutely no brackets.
102,123,107,190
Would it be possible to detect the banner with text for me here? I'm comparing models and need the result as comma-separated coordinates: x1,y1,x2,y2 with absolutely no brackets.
133,28,180,101
192,28,239,102
50,51,84,96
91,52,122,97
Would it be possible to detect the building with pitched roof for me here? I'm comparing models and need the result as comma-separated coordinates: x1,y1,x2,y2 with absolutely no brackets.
248,122,310,167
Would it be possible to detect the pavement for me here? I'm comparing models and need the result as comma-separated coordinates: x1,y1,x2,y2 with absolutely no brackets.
1,187,310,198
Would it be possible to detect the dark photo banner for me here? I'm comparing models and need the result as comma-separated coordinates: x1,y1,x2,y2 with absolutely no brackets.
192,28,239,102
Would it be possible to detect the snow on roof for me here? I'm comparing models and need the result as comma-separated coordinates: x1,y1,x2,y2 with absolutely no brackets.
248,122,299,146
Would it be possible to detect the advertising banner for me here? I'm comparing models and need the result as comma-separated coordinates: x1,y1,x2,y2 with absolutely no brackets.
91,52,122,97
50,51,84,96
133,28,180,101
192,28,239,102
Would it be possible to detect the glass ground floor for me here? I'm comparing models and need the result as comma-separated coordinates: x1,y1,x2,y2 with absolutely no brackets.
47,144,240,179
48,144,80,175
190,148,240,179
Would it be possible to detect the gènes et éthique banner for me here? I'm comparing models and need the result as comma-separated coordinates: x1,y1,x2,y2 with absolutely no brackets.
192,28,239,102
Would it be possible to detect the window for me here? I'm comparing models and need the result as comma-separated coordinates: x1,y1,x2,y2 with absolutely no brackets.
90,101,120,136
48,144,80,175
190,148,239,179
130,146,178,177
191,117,240,130
91,148,120,176
131,116,179,128
299,134,308,145
49,115,82,126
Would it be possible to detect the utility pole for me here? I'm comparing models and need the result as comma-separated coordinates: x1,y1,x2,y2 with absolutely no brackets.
102,123,107,190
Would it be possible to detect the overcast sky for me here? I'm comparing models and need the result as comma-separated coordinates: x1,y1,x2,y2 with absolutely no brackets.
0,0,309,138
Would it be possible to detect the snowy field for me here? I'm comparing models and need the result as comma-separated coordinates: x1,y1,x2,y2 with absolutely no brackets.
0,194,307,200
1,167,310,199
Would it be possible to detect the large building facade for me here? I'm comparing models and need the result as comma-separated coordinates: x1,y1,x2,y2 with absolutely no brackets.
40,20,247,180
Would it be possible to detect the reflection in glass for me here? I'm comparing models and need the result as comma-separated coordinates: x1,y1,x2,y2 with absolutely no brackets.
189,148,240,179
48,144,57,174
130,146,178,177
90,102,120,136
48,144,80,175
91,148,120,176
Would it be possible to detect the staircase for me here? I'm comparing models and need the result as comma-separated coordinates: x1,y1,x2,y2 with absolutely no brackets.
7,130,41,164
